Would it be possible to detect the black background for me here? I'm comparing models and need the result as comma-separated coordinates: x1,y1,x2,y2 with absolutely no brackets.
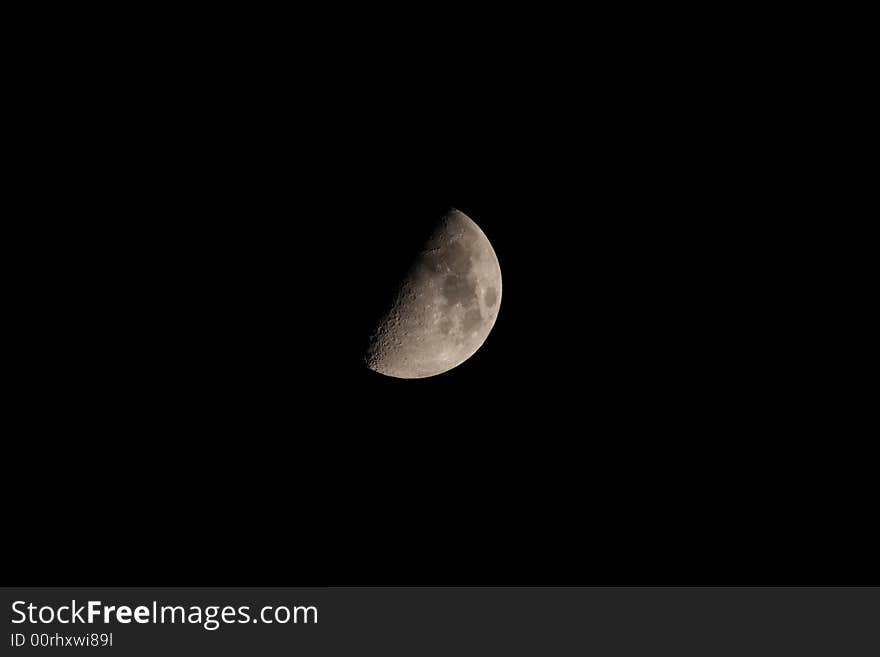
5,13,872,586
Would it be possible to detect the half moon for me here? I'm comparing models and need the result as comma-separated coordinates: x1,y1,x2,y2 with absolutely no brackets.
366,209,502,379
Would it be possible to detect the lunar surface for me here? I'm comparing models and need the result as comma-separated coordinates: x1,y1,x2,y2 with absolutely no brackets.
366,209,502,379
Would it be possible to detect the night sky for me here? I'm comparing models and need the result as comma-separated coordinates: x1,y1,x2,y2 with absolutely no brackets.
6,35,870,588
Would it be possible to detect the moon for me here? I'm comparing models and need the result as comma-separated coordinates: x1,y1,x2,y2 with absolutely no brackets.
366,209,502,379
